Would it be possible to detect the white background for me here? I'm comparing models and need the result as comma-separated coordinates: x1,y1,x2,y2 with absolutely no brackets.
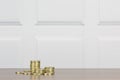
0,0,120,68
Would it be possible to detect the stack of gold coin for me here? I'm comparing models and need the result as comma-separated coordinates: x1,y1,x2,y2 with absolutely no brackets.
16,60,55,76
43,67,55,76
30,61,40,75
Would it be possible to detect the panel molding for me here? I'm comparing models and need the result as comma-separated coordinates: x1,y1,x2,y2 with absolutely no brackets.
36,0,85,25
0,37,21,40
99,21,120,25
0,21,21,25
0,0,22,26
36,37,82,41
98,0,120,25
36,21,84,25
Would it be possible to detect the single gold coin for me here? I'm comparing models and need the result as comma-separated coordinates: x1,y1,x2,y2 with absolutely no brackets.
30,60,40,63
23,72,29,75
32,73,40,76
24,70,31,72
16,72,22,74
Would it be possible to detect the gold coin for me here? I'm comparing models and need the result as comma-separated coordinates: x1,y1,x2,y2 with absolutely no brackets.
44,67,55,73
48,67,55,70
23,72,29,75
15,60,55,76
47,73,54,76
31,61,40,64
40,69,45,75
32,73,41,76
16,72,22,74
30,62,40,71
44,73,48,76
24,70,31,72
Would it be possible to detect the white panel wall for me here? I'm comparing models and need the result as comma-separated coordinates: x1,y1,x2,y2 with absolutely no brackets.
0,0,120,68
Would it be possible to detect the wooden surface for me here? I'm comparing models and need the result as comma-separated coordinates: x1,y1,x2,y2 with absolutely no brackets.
0,69,120,80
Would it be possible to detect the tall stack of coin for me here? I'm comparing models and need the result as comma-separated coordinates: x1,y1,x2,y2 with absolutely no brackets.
30,61,40,75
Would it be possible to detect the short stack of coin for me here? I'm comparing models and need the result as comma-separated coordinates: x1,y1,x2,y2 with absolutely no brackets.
16,60,55,76
43,67,55,76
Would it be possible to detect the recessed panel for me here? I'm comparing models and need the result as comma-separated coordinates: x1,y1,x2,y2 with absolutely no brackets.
37,0,84,24
0,0,21,25
98,37,120,68
99,0,120,25
0,38,22,68
36,38,83,68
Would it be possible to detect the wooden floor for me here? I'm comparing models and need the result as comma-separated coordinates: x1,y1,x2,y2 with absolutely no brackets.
0,69,120,80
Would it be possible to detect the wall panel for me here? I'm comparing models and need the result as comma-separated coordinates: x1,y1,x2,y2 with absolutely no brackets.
37,0,85,25
99,0,120,25
98,37,120,68
0,38,22,68
0,0,21,25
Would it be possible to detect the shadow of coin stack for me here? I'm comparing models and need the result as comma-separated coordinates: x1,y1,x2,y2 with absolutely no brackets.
16,60,55,76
